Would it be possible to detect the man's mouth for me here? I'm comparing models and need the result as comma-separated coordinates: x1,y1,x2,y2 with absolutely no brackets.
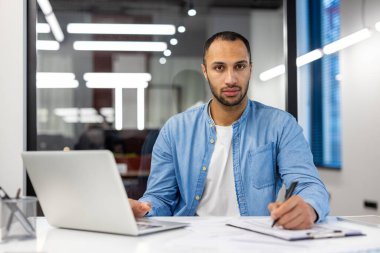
222,87,241,97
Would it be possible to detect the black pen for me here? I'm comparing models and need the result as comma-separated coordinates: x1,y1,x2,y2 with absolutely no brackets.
271,181,299,228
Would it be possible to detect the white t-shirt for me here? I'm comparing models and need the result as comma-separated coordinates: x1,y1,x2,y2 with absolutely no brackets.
196,124,240,216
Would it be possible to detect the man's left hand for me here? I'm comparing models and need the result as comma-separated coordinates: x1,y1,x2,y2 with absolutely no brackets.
268,195,317,230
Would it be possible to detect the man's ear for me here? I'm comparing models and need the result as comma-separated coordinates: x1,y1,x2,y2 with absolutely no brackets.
201,64,208,81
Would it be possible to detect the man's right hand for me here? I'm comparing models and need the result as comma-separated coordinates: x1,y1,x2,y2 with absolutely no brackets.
128,198,152,218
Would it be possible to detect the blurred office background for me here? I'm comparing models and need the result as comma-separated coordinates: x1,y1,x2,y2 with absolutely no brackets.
1,0,380,216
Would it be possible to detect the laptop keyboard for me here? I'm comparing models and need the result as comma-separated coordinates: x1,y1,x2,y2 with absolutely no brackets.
136,222,163,231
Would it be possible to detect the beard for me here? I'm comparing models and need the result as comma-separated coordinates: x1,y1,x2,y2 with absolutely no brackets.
207,80,249,107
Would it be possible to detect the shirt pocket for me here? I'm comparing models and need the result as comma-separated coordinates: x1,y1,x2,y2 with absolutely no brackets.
248,142,276,189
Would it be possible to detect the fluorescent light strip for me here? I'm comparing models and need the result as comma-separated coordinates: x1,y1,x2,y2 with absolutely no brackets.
63,115,103,123
376,21,380,31
259,65,285,82
115,88,123,130
37,0,52,15
323,28,372,55
137,88,145,130
67,23,176,35
37,23,51,33
73,41,167,52
54,108,78,117
296,49,323,67
84,73,152,82
37,40,60,50
37,80,79,88
45,13,64,42
37,72,75,81
86,81,148,89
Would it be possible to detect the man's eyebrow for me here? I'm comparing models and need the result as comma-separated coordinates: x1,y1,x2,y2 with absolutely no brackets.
210,60,249,65
210,61,226,65
235,60,249,64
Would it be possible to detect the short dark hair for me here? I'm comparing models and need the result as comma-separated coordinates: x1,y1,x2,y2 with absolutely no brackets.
203,31,251,65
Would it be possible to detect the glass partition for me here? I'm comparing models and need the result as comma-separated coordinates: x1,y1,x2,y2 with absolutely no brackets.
35,0,284,198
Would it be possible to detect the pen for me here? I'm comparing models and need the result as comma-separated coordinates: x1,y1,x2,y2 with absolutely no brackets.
271,181,299,228
15,188,21,199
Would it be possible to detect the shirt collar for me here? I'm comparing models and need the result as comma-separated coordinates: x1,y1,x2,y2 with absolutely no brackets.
205,98,251,127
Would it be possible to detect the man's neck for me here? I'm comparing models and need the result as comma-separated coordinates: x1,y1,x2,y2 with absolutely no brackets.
209,97,248,126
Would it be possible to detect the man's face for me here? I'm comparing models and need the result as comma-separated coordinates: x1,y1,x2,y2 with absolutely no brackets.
202,39,252,107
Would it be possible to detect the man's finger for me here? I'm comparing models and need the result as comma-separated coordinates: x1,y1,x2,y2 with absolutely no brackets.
268,202,282,212
282,213,304,230
271,195,300,219
129,198,152,218
275,205,303,227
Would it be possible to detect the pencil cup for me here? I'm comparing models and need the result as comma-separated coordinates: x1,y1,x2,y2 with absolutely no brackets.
0,197,37,242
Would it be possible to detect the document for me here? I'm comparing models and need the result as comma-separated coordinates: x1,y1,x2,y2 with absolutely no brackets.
227,217,365,241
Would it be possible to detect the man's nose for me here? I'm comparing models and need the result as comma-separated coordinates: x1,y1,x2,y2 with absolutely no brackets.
225,69,237,85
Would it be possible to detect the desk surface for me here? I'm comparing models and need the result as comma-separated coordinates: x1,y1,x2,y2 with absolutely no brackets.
1,217,380,253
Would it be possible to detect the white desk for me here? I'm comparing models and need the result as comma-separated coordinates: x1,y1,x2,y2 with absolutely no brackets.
1,217,380,253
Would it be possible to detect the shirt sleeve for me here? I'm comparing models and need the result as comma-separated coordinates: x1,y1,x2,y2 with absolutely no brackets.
139,122,179,216
276,114,330,222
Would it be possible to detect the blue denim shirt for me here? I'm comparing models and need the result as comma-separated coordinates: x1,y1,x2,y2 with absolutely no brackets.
140,100,330,221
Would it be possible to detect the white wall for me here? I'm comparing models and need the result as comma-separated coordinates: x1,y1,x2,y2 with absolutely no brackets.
249,9,285,110
0,0,27,194
319,0,380,215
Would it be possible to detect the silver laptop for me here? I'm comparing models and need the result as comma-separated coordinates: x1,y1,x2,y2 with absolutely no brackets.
21,150,187,236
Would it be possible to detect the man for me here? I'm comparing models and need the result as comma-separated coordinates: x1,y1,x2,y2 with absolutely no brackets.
129,31,329,229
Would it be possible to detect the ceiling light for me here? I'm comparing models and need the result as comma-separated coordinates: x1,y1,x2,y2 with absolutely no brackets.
45,13,64,42
170,38,178,45
37,23,51,33
163,49,172,57
177,26,186,33
73,41,167,52
36,0,52,15
259,65,285,82
54,108,79,117
100,108,114,117
188,9,197,16
187,0,197,17
296,49,323,67
86,81,148,89
137,88,145,130
37,80,79,88
115,88,123,130
37,40,60,50
67,23,176,35
159,57,167,64
83,73,152,82
323,28,372,55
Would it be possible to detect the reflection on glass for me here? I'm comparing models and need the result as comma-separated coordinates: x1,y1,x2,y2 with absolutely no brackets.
36,0,284,197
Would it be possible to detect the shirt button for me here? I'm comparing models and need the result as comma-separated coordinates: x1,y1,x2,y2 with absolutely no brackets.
202,166,207,171
209,124,214,127
210,139,215,144
195,195,201,201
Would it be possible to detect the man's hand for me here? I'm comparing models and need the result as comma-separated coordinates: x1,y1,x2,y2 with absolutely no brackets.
268,195,317,230
128,198,152,218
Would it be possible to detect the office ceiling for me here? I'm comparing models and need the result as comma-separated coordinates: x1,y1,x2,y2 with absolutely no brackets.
49,0,283,13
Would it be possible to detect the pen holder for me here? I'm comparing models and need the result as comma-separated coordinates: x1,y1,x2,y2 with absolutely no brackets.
0,197,37,242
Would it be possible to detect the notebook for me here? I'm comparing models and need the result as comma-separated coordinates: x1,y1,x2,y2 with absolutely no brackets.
21,150,187,236
227,218,365,241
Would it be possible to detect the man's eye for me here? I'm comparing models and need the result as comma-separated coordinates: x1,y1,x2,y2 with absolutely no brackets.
236,64,246,70
214,65,224,71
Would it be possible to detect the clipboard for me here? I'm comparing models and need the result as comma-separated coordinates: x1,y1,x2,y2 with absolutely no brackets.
226,218,365,241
